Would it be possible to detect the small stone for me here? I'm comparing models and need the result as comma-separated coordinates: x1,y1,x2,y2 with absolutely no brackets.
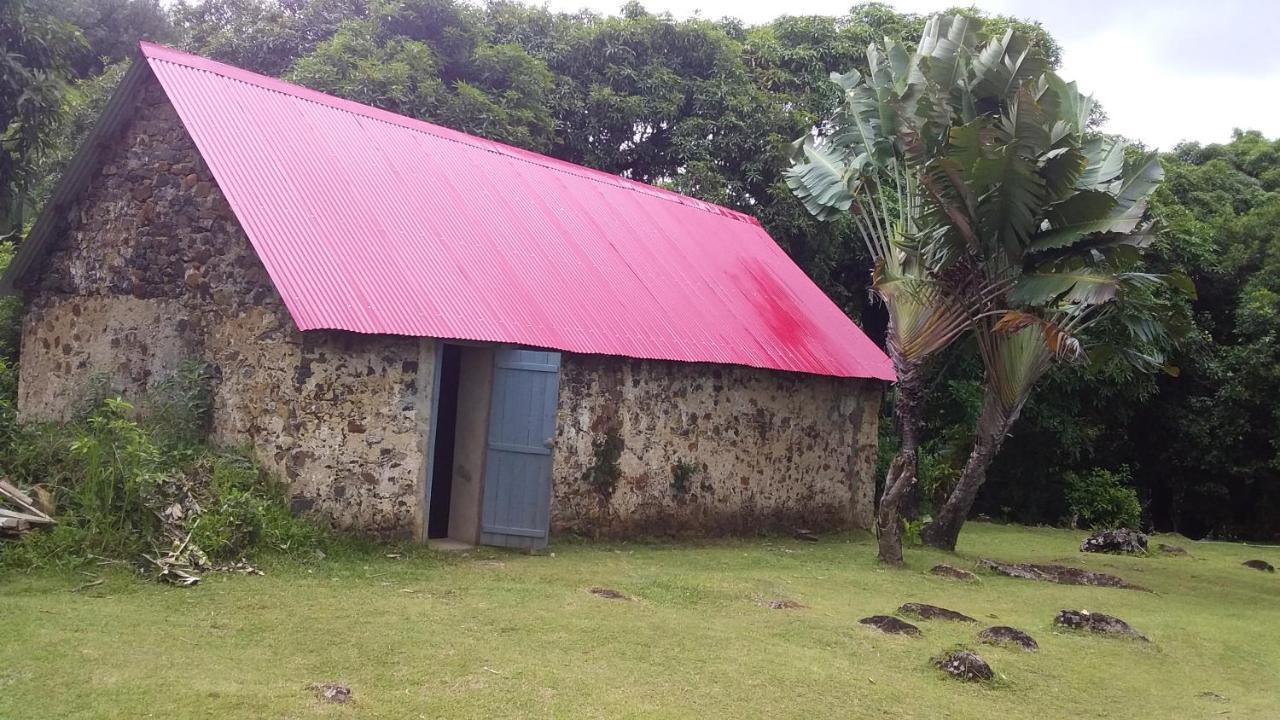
930,564,979,581
183,173,199,189
792,528,819,543
588,587,628,600
131,184,153,202
934,650,994,682
859,615,921,636
767,599,805,610
977,626,1038,651
184,268,205,289
193,181,212,197
898,603,976,623
1158,543,1188,556
308,683,351,704
1054,609,1148,641
1243,559,1275,572
1081,528,1148,555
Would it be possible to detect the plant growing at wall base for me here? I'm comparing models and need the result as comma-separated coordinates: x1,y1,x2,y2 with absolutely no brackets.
0,370,326,571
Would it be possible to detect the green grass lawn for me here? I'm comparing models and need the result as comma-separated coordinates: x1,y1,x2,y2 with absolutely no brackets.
2,523,1278,719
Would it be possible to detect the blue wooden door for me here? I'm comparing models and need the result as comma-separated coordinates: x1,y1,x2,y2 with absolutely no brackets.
480,348,561,549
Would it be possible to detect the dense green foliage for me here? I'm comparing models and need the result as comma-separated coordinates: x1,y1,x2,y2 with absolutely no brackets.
0,368,324,570
1064,466,1141,529
0,0,83,236
0,0,1276,541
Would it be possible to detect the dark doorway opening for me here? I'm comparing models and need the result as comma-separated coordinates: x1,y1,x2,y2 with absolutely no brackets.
427,344,462,539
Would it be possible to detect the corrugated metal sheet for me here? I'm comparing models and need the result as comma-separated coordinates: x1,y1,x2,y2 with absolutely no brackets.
140,42,894,381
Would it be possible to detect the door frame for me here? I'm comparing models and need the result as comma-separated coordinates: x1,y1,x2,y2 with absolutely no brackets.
423,339,498,544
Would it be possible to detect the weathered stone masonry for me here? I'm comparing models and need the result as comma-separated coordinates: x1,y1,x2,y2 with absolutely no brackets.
19,78,432,538
17,76,880,539
551,355,879,536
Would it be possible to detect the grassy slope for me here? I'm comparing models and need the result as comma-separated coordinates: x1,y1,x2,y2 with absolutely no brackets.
2,523,1277,719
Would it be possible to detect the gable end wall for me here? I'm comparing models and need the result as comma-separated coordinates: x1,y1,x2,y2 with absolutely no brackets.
16,76,432,538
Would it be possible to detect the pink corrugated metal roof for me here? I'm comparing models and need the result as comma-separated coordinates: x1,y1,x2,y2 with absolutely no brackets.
139,42,894,381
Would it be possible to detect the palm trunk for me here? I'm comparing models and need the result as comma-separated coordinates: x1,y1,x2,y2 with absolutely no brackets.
921,382,1022,551
877,353,925,566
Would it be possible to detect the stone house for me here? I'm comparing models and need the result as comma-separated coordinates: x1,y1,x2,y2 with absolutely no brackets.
1,43,894,548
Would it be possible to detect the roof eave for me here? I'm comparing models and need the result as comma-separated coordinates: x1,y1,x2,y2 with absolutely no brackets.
0,53,152,296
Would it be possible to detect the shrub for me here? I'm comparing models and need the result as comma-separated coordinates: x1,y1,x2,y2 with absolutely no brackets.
1,367,326,571
63,397,165,557
143,359,213,450
1065,467,1142,530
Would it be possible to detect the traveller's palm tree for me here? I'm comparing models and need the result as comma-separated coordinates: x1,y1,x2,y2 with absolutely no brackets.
786,16,1050,564
787,15,1181,562
912,74,1180,549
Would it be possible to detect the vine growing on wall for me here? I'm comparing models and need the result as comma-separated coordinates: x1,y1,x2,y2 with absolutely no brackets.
582,430,623,501
670,460,699,497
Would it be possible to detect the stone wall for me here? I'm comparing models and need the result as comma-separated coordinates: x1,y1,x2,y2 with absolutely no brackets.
550,355,880,537
17,77,431,538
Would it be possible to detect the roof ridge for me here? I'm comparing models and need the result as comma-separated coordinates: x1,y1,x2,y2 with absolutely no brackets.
138,41,762,228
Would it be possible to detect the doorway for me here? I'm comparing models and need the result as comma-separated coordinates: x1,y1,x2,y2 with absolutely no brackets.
426,344,494,545
427,345,461,539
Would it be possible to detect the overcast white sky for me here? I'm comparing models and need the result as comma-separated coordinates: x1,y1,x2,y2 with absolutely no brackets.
534,0,1280,149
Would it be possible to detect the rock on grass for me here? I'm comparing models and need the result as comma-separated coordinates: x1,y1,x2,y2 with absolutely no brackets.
588,587,629,600
859,615,921,636
1243,559,1275,572
934,650,994,682
1157,543,1188,556
977,626,1039,651
1080,528,1148,555
308,683,351,704
897,603,976,623
1054,609,1148,641
930,564,979,581
978,558,1150,591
